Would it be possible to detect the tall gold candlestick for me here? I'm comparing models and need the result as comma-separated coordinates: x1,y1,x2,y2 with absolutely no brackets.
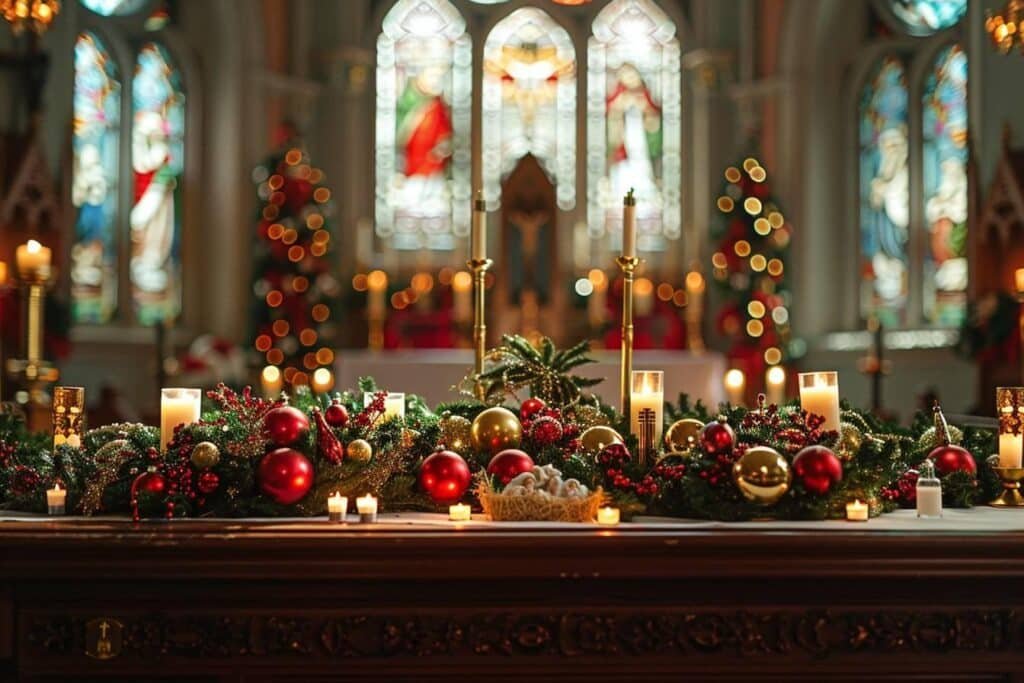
6,260,58,432
468,258,493,401
616,255,639,417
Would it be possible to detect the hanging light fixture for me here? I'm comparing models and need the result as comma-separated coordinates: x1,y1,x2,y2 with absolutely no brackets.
1,0,60,35
986,0,1024,54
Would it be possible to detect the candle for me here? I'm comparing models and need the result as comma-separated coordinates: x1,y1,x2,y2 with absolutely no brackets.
1000,433,1023,469
261,365,282,398
312,367,334,394
597,506,620,526
472,191,487,261
724,369,746,406
53,386,85,449
16,239,52,279
916,460,942,518
452,270,472,323
327,492,347,523
160,388,202,451
367,269,387,318
630,371,663,460
357,493,378,523
449,503,471,522
0,260,7,286
622,189,636,259
799,371,841,432
998,388,1024,468
766,366,786,406
1016,268,1024,295
365,392,405,422
845,499,868,522
47,483,66,515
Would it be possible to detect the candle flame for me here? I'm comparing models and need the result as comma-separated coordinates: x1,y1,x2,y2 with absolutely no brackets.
767,366,785,386
54,483,61,491
725,369,745,389
26,239,41,253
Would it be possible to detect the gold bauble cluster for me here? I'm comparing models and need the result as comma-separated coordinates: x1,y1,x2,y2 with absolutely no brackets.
579,425,624,455
347,438,373,462
470,407,522,455
663,418,703,453
438,412,473,452
190,441,220,470
732,446,791,506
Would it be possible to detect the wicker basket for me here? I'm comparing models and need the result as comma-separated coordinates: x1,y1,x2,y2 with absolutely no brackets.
475,476,605,523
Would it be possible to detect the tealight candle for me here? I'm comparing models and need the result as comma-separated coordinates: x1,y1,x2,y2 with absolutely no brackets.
597,506,620,526
160,388,202,451
357,494,378,523
471,191,487,261
47,483,66,515
16,239,52,279
327,492,347,523
724,368,746,406
845,499,868,522
449,503,471,522
629,371,663,461
766,366,786,406
799,371,841,432
365,392,405,422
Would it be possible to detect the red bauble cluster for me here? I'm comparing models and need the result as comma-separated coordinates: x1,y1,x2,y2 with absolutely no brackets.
132,468,167,499
700,418,735,456
265,403,310,446
324,399,349,428
258,447,314,505
419,450,471,504
528,416,564,448
520,397,547,422
882,468,919,506
929,445,976,476
792,445,842,496
197,470,220,495
487,449,534,485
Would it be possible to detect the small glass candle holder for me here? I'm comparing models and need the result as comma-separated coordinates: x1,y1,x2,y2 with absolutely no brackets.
47,483,67,515
327,492,347,523
630,371,664,464
845,499,868,522
916,460,943,518
997,387,1024,469
448,503,471,522
52,386,85,449
597,506,621,526
798,371,840,432
356,494,378,523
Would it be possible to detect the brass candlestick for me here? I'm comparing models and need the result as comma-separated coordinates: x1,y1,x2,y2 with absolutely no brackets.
990,465,1024,507
616,255,640,417
468,257,493,401
6,267,58,431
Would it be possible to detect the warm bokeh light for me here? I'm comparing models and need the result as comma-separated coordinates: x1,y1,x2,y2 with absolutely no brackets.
255,334,272,352
352,273,368,291
768,211,784,228
746,319,765,337
635,277,654,296
672,290,688,307
291,276,309,293
750,254,767,271
261,364,281,384
312,367,334,392
717,196,734,212
711,252,728,269
772,306,789,325
311,304,330,322
767,258,784,277
267,348,285,365
306,213,324,230
267,223,284,240
452,270,472,292
287,246,305,262
367,269,388,291
767,365,785,384
316,348,335,365
313,187,331,203
411,272,434,293
574,278,594,297
685,271,706,293
1016,268,1024,294
749,166,766,182
724,167,741,183
743,197,762,215
299,328,318,346
588,268,608,288
734,240,751,257
747,301,766,318
765,348,783,366
754,217,771,235
656,282,674,301
281,228,298,245
285,149,302,165
272,320,290,337
266,290,283,307
725,368,745,389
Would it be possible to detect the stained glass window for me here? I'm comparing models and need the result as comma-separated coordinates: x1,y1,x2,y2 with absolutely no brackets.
482,8,575,210
588,0,680,253
859,56,909,327
922,44,968,326
71,32,121,324
888,0,967,35
79,0,146,16
131,42,185,325
376,0,471,251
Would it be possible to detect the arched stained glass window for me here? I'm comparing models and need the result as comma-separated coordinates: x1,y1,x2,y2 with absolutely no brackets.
130,42,185,325
886,0,967,35
79,0,147,16
71,31,121,324
587,0,680,253
922,43,968,326
858,56,909,327
376,0,471,251
482,7,575,210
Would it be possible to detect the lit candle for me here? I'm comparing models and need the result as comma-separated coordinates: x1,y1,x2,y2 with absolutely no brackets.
160,388,202,451
365,392,405,422
622,189,637,259
998,387,1024,468
261,365,282,398
845,499,868,522
452,270,472,323
1016,268,1024,295
53,386,85,449
16,239,52,279
0,260,7,286
597,506,620,526
47,483,66,515
366,269,387,318
327,492,347,523
799,371,841,432
357,493,378,523
766,366,786,406
630,371,664,460
471,191,487,261
449,503,471,522
724,369,746,406
312,367,334,394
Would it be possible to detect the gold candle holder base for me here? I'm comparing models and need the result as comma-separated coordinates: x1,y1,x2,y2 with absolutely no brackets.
467,258,493,401
616,256,640,417
990,466,1024,507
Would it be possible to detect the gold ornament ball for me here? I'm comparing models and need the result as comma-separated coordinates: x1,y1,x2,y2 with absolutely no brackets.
664,418,704,452
347,438,373,462
571,404,610,429
732,446,791,506
916,424,963,451
190,441,220,470
438,412,473,452
835,422,863,460
470,407,523,455
579,425,625,455
401,428,420,449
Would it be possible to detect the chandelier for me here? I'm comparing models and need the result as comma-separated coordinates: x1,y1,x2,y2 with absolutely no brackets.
986,0,1024,54
0,0,60,35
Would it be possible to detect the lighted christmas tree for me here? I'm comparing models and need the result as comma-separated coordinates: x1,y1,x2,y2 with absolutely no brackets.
709,157,796,381
250,143,342,392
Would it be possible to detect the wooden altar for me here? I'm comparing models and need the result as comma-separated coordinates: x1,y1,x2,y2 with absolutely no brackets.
3,514,1024,681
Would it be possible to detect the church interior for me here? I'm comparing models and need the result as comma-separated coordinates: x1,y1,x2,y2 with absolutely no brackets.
1,0,1024,680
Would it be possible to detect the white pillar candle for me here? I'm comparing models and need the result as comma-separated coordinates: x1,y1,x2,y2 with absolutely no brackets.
261,365,282,398
471,192,487,261
597,506,620,526
999,433,1023,469
46,483,66,515
357,494,378,523
16,239,52,279
845,500,867,522
311,368,334,394
0,260,7,286
449,503,471,522
364,392,405,422
998,388,1024,469
452,271,472,323
327,492,347,522
367,270,387,318
622,190,637,259
160,388,202,451
766,366,786,406
916,486,942,518
799,371,841,432
724,369,746,407
629,371,664,451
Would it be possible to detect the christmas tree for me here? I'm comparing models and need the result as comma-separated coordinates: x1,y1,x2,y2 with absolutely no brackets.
709,157,796,381
250,143,342,392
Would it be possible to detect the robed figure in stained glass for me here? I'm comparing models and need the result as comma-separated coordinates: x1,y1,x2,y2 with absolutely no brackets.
607,63,661,208
395,67,453,222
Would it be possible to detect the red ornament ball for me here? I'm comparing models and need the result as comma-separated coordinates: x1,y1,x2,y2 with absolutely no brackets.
929,444,976,476
265,404,310,446
324,400,349,428
700,418,735,456
131,468,167,500
419,450,471,504
487,449,535,485
520,397,547,422
792,445,843,496
529,415,564,447
258,447,314,505
196,470,220,495
596,442,632,468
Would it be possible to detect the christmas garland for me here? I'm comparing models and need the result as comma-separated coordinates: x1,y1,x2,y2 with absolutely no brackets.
0,337,1000,521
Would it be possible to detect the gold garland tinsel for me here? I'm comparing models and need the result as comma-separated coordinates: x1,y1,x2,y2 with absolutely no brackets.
438,412,473,452
80,439,133,516
299,441,407,515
